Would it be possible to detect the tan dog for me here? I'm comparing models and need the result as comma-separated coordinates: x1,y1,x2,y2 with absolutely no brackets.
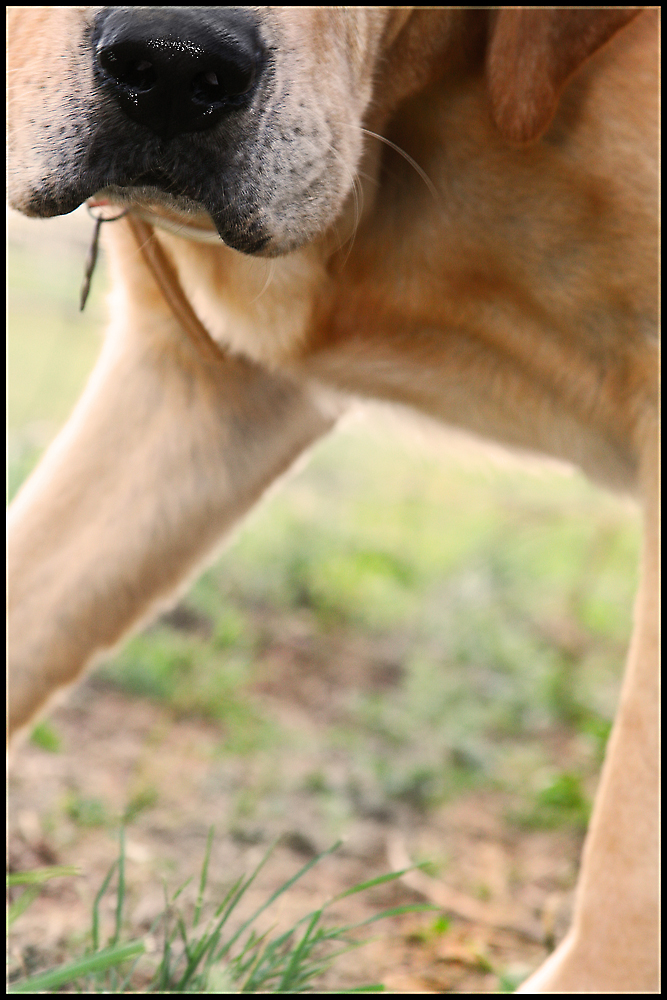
7,7,658,992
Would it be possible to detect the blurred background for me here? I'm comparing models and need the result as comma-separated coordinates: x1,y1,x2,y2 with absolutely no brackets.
7,205,640,992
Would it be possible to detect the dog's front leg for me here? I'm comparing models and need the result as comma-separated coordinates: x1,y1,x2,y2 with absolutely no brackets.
517,424,659,993
8,305,337,741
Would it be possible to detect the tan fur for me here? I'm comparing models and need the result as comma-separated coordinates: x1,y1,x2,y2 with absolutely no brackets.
7,8,659,992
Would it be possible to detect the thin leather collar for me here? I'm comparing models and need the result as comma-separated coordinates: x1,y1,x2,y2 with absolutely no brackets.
125,213,226,366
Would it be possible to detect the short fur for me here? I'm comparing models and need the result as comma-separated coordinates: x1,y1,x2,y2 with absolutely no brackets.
7,8,659,992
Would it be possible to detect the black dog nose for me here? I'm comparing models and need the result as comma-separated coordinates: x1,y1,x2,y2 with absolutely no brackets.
93,7,265,140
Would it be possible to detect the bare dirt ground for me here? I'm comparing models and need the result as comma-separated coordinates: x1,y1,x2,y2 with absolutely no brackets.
8,633,583,994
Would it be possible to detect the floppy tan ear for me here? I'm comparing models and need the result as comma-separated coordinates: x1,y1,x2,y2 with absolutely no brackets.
487,7,644,144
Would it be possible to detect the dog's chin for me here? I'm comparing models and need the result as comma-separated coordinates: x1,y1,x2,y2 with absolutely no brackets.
108,188,329,256
15,181,291,257
12,163,339,257
92,185,278,255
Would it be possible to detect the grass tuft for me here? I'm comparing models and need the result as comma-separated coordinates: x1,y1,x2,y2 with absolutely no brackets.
8,829,435,993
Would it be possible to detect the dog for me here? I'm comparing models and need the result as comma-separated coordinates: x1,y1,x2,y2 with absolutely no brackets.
7,7,658,992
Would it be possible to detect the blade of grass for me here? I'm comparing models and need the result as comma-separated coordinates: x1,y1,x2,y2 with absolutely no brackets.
333,867,422,901
321,903,440,938
213,840,344,966
7,886,41,928
92,859,118,952
8,866,81,929
111,828,125,947
173,869,263,990
267,908,324,993
194,826,215,929
174,838,290,989
8,941,144,994
7,866,79,887
330,986,386,993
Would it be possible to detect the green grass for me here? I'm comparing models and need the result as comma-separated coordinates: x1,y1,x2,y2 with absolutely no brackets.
8,832,434,993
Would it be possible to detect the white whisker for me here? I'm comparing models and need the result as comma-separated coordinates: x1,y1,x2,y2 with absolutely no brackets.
336,121,440,205
323,139,364,265
249,258,275,304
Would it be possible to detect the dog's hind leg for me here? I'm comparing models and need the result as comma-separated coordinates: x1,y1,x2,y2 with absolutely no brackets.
517,422,659,993
8,289,337,740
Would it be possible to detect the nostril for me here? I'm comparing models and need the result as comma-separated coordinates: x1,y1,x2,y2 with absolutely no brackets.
98,45,157,93
192,70,222,105
191,61,256,106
